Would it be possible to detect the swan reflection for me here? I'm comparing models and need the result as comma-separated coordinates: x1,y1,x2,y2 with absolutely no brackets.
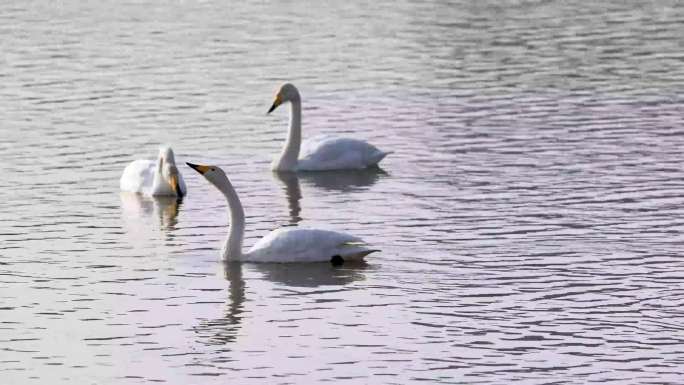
192,261,369,347
251,261,369,288
272,171,302,224
120,192,181,231
192,262,246,346
276,168,386,196
300,168,386,192
272,168,386,224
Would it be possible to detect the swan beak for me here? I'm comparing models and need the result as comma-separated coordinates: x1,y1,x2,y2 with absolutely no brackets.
267,94,282,114
186,162,210,175
170,174,181,196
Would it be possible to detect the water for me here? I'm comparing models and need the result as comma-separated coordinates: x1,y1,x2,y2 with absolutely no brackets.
2,0,684,384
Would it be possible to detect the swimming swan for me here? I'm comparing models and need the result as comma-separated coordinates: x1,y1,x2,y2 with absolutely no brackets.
120,147,187,197
267,83,390,171
187,162,378,263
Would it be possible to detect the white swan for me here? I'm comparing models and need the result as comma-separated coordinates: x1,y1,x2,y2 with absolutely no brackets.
267,83,390,171
187,162,378,263
120,147,187,197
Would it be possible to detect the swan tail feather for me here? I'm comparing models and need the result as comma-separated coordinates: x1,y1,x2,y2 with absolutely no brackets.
367,150,391,166
338,241,379,260
346,249,380,260
339,241,368,247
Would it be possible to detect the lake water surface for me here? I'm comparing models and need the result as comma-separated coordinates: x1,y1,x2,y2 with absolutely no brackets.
2,1,684,384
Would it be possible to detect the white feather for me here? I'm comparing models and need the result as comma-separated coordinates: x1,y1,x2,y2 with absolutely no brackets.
120,159,156,195
120,147,186,197
298,135,390,171
246,228,374,263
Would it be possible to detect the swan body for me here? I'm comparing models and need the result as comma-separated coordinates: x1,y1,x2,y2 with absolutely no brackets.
187,162,377,263
120,147,186,197
267,83,390,171
120,159,156,193
246,228,373,263
297,135,389,171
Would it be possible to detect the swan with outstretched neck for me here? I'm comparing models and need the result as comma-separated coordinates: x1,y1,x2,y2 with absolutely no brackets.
120,147,186,197
187,162,378,263
267,83,390,171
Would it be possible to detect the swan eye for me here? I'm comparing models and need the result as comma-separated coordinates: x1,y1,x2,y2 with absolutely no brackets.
211,168,216,171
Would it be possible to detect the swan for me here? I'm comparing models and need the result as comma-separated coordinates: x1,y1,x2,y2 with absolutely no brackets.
187,162,378,263
120,147,187,197
267,83,391,171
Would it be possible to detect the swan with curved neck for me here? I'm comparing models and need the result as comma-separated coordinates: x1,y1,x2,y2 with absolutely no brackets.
267,83,391,172
187,162,377,263
120,147,186,197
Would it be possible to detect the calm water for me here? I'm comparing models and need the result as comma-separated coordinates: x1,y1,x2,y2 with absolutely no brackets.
2,1,684,384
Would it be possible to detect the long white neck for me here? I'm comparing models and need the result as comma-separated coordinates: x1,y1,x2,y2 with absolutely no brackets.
273,98,301,171
152,156,165,192
215,176,246,261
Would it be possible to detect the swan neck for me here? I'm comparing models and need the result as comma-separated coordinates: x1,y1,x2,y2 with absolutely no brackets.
152,156,164,189
275,98,301,171
216,177,245,261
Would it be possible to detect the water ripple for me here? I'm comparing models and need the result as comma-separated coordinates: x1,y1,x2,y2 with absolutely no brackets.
2,0,684,384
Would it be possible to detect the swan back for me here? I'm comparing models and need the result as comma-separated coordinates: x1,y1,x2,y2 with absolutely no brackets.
298,136,388,171
120,159,156,194
245,227,377,263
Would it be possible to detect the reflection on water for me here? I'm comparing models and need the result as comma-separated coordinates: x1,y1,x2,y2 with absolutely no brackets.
120,193,181,231
273,172,302,224
273,169,386,224
298,168,386,192
192,262,367,349
194,263,246,346
251,261,368,288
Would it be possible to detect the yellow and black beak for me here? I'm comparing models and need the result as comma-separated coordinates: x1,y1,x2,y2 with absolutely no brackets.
186,162,210,175
170,174,181,196
267,94,282,114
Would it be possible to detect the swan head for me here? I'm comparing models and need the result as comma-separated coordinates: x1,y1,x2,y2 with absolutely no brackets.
186,162,227,188
267,83,300,114
158,147,184,197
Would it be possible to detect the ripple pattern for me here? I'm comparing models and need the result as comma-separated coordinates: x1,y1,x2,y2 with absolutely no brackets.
1,0,684,384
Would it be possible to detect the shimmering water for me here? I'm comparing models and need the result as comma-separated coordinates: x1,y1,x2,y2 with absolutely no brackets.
2,1,684,384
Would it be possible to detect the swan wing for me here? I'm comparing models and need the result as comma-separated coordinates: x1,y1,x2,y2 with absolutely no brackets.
245,228,376,263
120,159,155,194
298,136,388,171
